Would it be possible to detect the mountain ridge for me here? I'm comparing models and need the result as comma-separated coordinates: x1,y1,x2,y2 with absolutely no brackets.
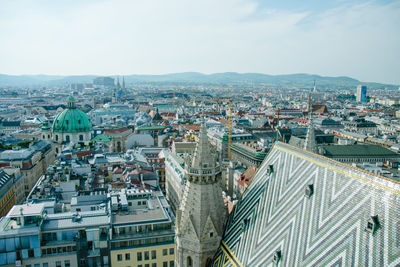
0,72,397,89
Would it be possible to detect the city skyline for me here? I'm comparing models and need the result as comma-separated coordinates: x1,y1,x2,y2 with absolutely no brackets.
0,0,399,84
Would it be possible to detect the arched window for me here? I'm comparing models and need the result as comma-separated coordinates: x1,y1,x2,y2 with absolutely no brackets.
66,135,70,143
187,256,193,267
48,134,50,139
55,135,58,141
55,147,59,153
42,135,45,139
206,258,212,267
79,135,84,141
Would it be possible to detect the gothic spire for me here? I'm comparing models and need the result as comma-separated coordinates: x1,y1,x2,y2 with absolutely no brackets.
304,92,317,153
191,111,214,168
116,76,121,89
313,80,317,93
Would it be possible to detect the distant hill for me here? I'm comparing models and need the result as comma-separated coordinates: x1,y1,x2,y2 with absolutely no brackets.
0,72,397,89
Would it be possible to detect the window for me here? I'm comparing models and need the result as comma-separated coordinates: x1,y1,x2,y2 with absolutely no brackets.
117,254,122,261
145,265,149,267
34,265,40,267
65,260,70,267
66,120,69,125
169,261,174,267
163,249,168,256
169,248,174,255
56,262,62,267
43,264,49,267
144,251,149,260
137,252,142,261
151,250,156,259
152,264,157,267
163,262,168,267
187,256,192,267
79,135,84,141
125,253,130,260
55,134,58,141
26,265,31,267
65,135,70,143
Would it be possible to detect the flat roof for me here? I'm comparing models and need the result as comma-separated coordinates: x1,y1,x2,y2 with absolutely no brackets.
8,203,45,217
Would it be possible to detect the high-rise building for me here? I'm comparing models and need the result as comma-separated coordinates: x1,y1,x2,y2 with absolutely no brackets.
356,85,367,102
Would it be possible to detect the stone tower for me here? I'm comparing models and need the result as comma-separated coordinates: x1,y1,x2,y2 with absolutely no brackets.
304,92,317,153
176,115,227,267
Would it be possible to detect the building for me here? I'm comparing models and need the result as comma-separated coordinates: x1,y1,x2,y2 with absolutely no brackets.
175,116,227,267
0,170,14,217
230,142,267,168
50,96,93,153
109,189,175,267
93,77,115,87
342,118,377,134
0,188,175,267
103,127,132,153
318,144,400,166
0,140,55,198
165,153,186,211
212,142,400,266
357,85,367,102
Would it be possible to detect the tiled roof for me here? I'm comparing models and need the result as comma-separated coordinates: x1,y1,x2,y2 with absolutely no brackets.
213,142,400,266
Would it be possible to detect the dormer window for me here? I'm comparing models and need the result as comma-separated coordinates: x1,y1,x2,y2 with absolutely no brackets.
267,165,274,175
66,120,69,125
365,215,380,234
305,184,314,198
209,232,213,238
273,250,281,264
78,120,81,124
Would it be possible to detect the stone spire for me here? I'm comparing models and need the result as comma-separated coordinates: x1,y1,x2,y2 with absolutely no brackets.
313,80,317,93
175,111,227,267
304,92,317,153
191,113,214,168
116,76,121,89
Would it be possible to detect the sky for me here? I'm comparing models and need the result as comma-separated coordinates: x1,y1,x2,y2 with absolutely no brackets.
0,0,399,84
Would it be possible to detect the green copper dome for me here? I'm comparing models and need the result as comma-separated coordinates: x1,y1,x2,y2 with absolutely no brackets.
52,97,93,133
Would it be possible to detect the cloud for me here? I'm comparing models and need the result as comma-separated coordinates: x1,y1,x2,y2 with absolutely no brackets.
0,0,399,84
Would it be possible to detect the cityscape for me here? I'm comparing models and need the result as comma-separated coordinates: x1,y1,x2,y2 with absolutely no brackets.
1,1,400,267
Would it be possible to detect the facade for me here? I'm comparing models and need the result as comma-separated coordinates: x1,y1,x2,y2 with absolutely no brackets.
357,85,367,102
175,117,227,267
109,189,175,267
103,127,132,153
0,140,55,198
0,188,175,267
165,154,186,212
318,144,400,166
230,143,267,168
213,142,400,266
0,171,14,218
342,119,377,134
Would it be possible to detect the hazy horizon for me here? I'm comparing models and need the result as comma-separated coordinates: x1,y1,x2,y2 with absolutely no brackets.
1,0,399,84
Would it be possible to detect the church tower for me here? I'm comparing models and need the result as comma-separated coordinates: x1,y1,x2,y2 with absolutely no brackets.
176,114,227,267
304,92,317,153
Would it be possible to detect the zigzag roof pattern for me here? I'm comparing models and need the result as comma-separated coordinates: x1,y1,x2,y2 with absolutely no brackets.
213,142,400,267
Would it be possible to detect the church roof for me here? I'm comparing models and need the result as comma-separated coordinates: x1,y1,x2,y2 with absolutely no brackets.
52,97,92,133
213,142,400,266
